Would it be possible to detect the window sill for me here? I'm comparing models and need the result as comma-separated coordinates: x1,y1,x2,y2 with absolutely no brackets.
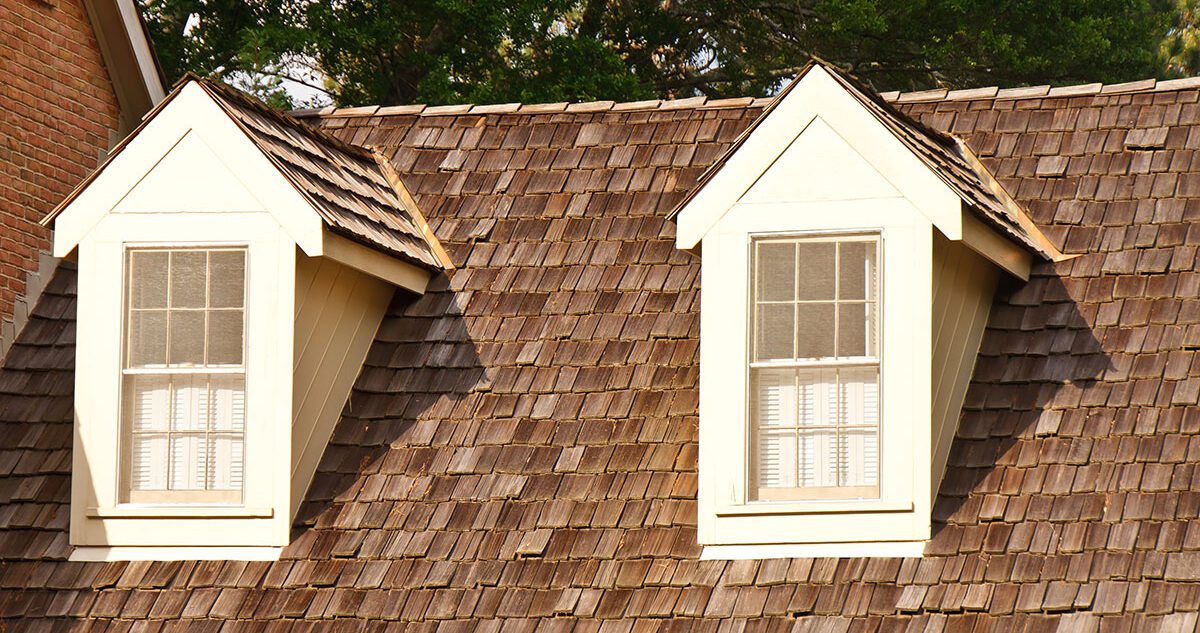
87,505,274,519
702,540,926,559
70,546,283,561
716,498,912,516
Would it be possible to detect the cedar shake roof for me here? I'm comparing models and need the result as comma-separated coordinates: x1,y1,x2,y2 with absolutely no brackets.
44,77,448,271
7,76,1200,630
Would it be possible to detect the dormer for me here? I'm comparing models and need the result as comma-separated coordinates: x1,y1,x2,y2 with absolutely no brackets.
673,62,1064,558
44,77,451,561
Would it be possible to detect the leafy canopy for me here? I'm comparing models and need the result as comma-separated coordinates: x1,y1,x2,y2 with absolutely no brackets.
137,0,1174,107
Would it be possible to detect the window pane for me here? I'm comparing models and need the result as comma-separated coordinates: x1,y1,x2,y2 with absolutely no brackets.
207,310,244,365
837,302,874,357
128,310,168,366
796,369,835,426
839,428,878,487
839,367,879,426
757,242,795,302
755,303,795,361
208,435,244,490
168,311,206,365
838,241,877,300
798,428,839,488
169,434,207,490
210,251,246,308
129,251,168,309
753,368,797,429
130,434,168,490
757,429,797,490
794,303,834,359
170,251,208,308
796,242,835,300
171,375,209,432
127,375,170,432
210,375,245,432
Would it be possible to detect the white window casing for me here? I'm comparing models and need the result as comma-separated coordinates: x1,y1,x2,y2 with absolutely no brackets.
697,198,934,549
73,212,296,549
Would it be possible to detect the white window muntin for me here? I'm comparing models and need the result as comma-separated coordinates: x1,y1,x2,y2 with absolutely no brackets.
747,232,882,503
119,245,248,505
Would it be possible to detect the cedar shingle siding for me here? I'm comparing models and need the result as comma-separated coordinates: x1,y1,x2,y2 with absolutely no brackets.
5,83,1200,630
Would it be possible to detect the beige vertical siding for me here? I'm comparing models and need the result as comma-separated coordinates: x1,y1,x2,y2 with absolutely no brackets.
291,253,395,519
930,232,999,492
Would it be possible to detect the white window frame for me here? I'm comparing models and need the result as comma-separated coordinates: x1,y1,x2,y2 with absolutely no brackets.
71,211,295,550
747,232,882,503
118,244,249,506
697,198,933,551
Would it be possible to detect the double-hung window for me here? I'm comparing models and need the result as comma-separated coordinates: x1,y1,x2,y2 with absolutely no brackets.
750,234,880,502
121,247,247,505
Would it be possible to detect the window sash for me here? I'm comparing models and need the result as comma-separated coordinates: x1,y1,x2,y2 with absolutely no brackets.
751,235,880,363
748,234,881,503
120,247,247,505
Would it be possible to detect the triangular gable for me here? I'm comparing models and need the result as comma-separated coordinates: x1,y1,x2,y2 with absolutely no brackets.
45,78,450,275
47,80,326,258
671,62,1061,265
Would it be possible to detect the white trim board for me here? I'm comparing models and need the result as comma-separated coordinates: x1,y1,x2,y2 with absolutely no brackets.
702,541,926,560
70,546,283,562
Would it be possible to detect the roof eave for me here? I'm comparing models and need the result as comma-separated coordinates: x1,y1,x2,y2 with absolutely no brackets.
82,0,167,130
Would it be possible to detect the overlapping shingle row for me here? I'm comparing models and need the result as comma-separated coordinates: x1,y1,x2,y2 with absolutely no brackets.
1,80,1200,630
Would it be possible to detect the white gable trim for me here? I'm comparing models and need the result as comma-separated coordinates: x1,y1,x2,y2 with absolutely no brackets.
675,65,962,250
51,82,325,258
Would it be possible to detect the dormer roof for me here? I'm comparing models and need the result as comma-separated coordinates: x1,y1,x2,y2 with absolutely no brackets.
44,76,451,273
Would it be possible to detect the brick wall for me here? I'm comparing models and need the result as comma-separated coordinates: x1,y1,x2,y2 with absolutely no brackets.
0,0,121,325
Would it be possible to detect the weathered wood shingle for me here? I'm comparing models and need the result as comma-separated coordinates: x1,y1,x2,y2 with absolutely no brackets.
5,79,1200,630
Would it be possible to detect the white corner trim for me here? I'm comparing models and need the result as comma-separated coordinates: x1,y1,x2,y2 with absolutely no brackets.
701,541,926,560
69,546,284,562
114,0,166,104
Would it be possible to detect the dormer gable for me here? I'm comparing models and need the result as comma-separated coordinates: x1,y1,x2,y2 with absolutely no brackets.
44,78,448,561
672,62,1064,557
673,62,1061,279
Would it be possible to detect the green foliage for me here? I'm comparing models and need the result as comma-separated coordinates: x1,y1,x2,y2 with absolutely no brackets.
1161,0,1200,77
139,0,1175,108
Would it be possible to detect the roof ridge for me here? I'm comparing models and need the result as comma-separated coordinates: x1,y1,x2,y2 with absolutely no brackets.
291,75,1200,120
882,75,1200,103
290,95,777,119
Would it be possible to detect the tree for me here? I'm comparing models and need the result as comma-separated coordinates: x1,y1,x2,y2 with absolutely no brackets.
138,0,1174,108
1161,0,1200,77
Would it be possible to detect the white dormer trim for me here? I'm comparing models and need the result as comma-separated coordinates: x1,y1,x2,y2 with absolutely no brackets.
675,64,1036,555
52,83,325,258
676,65,963,250
49,81,430,559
